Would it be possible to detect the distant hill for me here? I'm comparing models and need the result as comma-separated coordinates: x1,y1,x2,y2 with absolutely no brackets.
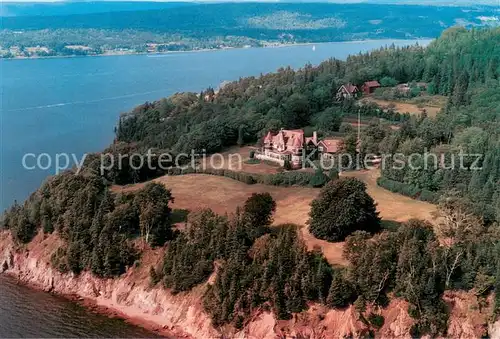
2,3,498,33
0,2,193,17
1,0,499,17
1,2,498,58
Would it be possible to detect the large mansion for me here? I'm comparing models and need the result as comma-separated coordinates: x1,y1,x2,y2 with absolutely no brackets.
258,129,318,168
257,129,343,168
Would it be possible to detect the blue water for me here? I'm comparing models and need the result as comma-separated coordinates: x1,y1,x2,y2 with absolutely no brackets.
0,39,431,211
0,275,162,337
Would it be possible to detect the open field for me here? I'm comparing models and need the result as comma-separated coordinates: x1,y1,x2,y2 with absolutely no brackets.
113,168,436,266
361,95,446,117
342,169,436,223
113,174,318,225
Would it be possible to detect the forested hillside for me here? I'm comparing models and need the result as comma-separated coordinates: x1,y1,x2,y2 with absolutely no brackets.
118,27,500,225
1,3,498,57
2,27,500,337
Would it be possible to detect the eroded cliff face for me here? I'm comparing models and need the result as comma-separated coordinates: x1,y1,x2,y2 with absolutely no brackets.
0,231,495,339
0,231,214,338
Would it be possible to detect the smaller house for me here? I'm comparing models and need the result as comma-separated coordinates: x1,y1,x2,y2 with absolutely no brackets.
362,80,381,95
318,138,343,159
336,84,359,100
396,83,411,94
416,82,428,90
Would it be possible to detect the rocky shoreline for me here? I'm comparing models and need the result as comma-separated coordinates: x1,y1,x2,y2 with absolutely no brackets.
2,230,499,339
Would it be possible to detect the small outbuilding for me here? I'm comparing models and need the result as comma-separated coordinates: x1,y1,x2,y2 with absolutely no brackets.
362,80,381,95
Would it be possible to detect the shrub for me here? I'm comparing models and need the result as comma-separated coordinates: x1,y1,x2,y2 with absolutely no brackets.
283,160,292,170
328,168,339,180
249,150,255,159
149,266,161,286
419,189,438,203
377,177,438,203
309,169,329,188
50,247,69,273
163,166,329,188
368,313,385,329
244,158,260,165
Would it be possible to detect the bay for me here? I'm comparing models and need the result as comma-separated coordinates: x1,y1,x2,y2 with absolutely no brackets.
0,275,161,337
0,40,431,212
0,40,430,337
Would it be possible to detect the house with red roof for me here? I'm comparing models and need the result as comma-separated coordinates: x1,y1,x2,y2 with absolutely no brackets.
362,80,381,95
260,129,318,168
317,138,343,159
336,83,359,100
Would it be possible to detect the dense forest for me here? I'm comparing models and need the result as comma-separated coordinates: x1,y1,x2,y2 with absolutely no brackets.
1,27,500,337
1,3,498,57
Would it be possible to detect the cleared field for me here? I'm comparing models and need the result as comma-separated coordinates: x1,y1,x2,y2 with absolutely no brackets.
113,174,347,264
113,169,436,266
361,96,445,117
342,169,436,223
113,174,318,225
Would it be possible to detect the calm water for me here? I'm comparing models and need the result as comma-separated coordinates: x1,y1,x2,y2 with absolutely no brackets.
0,39,430,337
0,40,431,212
0,275,161,337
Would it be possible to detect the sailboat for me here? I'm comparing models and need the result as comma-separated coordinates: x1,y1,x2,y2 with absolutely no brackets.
312,45,316,51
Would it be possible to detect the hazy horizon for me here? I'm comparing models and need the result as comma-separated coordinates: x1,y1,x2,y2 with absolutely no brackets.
2,0,499,5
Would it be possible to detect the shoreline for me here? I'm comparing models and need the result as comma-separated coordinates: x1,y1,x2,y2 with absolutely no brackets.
1,270,184,338
2,37,433,61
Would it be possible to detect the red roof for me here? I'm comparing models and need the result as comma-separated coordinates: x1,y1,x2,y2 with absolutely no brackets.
305,137,317,146
263,131,273,142
341,84,358,94
364,80,381,88
264,129,305,149
292,135,302,147
319,138,343,154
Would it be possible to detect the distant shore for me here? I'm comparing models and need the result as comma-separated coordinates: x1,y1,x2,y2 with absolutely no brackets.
2,38,433,61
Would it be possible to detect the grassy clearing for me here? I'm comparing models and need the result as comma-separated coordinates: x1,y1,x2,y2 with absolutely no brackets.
342,169,436,223
113,168,436,266
361,95,446,117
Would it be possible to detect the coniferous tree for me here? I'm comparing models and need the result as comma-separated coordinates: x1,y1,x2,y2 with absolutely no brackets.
326,273,355,308
134,182,174,247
